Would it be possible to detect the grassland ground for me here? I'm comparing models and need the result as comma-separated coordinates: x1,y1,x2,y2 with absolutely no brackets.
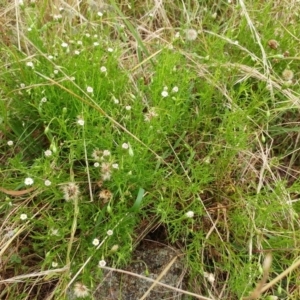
1,1,300,299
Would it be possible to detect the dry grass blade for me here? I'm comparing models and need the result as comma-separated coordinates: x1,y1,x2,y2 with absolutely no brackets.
261,256,300,295
0,225,27,258
0,186,36,196
1,0,300,299
243,253,272,300
238,0,271,75
0,266,69,283
203,29,260,63
238,0,276,105
223,63,300,107
139,254,179,300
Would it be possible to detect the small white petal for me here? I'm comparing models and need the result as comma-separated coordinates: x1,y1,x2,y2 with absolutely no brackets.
186,211,194,218
92,238,100,246
77,118,84,126
103,150,111,156
44,150,52,157
20,213,28,220
26,62,34,68
52,262,58,268
24,177,34,186
50,228,59,236
161,91,168,97
87,86,93,93
98,260,106,267
122,143,129,149
44,180,52,186
172,86,179,93
100,66,107,73
204,272,215,284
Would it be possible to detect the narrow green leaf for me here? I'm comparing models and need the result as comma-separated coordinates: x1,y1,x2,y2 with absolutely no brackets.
130,187,145,212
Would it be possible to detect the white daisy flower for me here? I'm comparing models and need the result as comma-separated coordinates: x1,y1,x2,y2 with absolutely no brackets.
185,211,194,218
87,86,93,93
92,238,100,246
161,91,168,97
20,213,28,220
24,177,34,186
98,260,106,267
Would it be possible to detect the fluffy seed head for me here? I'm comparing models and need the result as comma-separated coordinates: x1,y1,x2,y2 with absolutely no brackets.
92,148,102,160
282,69,294,81
99,189,112,202
101,162,111,174
267,39,279,50
185,29,198,41
62,183,80,201
73,282,89,298
102,172,111,181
